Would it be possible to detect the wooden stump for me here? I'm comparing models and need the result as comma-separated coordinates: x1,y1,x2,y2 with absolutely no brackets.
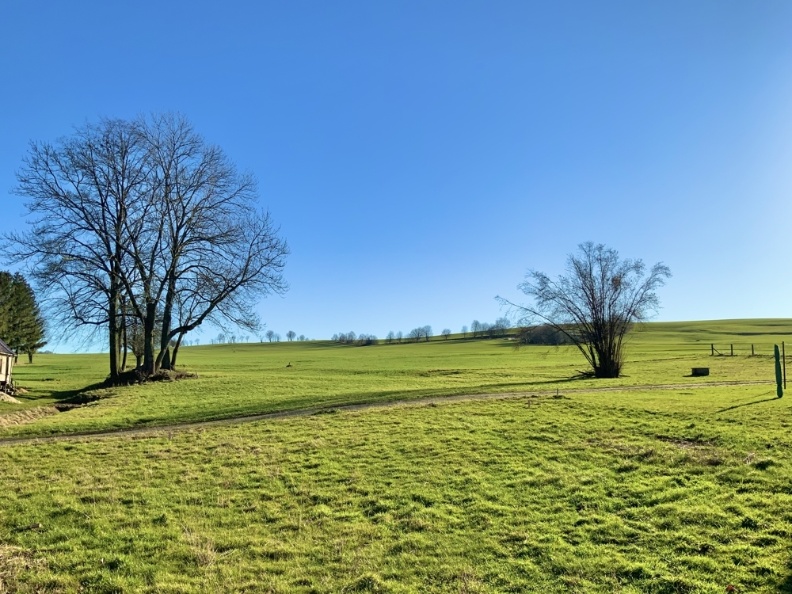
691,367,709,377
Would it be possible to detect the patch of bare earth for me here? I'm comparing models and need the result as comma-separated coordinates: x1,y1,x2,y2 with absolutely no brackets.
0,545,47,593
0,407,59,429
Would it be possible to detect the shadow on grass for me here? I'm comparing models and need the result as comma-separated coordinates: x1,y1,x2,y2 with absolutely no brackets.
715,395,780,413
779,566,792,594
13,382,108,405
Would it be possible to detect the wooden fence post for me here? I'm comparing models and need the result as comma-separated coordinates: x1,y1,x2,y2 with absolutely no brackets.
711,344,714,356
751,344,755,356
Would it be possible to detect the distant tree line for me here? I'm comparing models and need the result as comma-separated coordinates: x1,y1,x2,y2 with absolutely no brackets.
0,272,46,362
469,318,511,338
332,331,377,346
259,330,308,343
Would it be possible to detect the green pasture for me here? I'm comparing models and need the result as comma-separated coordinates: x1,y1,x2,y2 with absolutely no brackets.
1,385,791,592
0,319,791,592
2,319,791,437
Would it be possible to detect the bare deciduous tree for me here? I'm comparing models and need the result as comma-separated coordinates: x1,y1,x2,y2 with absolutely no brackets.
11,118,147,379
128,114,287,373
422,325,432,342
499,242,670,378
11,114,288,380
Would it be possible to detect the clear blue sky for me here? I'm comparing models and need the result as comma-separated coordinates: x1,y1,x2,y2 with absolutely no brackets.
2,1,792,350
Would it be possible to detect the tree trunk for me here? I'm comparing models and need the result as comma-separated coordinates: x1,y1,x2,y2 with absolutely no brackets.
171,333,185,368
120,306,128,372
143,301,157,375
121,336,128,372
158,274,177,370
161,348,171,371
108,285,120,379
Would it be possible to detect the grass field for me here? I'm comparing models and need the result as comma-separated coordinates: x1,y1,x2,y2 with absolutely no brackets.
3,319,791,438
1,319,791,592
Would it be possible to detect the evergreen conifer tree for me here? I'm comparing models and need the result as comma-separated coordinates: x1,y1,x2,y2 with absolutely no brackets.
0,272,46,362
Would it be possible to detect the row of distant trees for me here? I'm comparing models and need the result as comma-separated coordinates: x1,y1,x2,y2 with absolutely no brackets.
162,319,571,350
465,318,511,338
329,319,521,347
0,272,47,362
332,332,377,346
264,330,308,342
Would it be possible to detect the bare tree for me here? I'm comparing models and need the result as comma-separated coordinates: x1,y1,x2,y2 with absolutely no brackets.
492,317,511,337
461,325,468,338
286,330,296,341
11,118,147,379
471,320,481,338
129,114,287,373
422,325,432,342
396,330,403,343
499,242,670,378
441,328,451,340
266,329,275,343
11,114,288,380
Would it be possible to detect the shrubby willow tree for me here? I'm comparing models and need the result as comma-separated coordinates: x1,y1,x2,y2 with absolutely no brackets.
10,114,288,380
499,242,670,378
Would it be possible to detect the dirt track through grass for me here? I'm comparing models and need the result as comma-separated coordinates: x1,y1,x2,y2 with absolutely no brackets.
0,378,774,446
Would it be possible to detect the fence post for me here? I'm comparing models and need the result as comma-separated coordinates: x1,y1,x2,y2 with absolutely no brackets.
784,342,787,389
711,343,714,356
751,344,755,356
775,345,784,398
730,344,734,357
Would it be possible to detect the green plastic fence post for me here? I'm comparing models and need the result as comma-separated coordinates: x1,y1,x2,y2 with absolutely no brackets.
775,344,783,398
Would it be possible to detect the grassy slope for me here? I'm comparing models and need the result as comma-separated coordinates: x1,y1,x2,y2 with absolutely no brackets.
0,387,790,592
3,318,791,437
0,319,790,592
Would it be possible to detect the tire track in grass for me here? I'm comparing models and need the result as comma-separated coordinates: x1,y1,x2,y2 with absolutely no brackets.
0,379,775,446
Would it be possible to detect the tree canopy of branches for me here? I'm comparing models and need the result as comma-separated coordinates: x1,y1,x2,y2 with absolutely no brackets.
501,242,670,378
0,272,47,363
10,114,288,380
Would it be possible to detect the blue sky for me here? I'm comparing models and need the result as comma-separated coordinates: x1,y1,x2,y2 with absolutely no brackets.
2,1,792,349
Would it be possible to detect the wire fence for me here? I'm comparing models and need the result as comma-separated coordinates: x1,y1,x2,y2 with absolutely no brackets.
710,342,788,389
709,342,788,357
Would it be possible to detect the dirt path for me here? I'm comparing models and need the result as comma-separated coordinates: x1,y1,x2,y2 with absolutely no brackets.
0,379,775,447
